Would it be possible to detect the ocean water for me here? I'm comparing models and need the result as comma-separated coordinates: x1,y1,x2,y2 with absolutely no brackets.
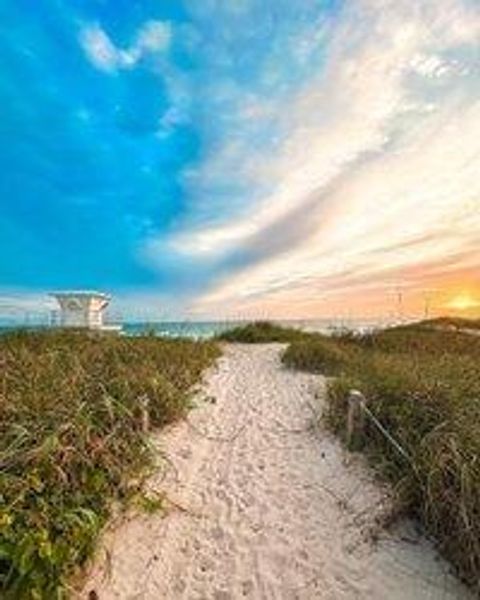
0,317,398,339
123,317,393,338
122,321,242,339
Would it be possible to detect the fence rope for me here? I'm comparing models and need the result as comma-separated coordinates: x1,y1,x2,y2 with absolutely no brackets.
348,390,415,469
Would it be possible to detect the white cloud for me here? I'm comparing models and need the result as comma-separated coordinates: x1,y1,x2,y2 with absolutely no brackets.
410,54,468,79
166,1,418,256
176,0,480,315
157,105,189,138
80,20,171,73
195,96,480,314
80,25,127,72
136,20,171,52
0,293,56,322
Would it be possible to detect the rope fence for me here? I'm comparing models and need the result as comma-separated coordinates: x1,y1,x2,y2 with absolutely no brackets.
346,389,415,469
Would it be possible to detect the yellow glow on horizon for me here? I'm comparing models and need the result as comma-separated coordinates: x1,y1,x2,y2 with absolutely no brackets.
444,292,480,312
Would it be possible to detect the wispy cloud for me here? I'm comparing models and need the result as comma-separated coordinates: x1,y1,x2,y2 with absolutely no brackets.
164,0,480,316
80,20,171,73
0,292,55,321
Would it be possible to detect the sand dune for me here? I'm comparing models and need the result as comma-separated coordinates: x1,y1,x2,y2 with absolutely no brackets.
82,344,472,599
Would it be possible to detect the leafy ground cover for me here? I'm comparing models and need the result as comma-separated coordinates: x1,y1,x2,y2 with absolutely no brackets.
0,330,219,598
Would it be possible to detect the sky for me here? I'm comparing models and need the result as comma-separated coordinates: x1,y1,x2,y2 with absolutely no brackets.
0,0,479,321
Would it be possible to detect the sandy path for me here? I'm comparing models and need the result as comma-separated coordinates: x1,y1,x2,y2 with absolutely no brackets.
83,344,472,599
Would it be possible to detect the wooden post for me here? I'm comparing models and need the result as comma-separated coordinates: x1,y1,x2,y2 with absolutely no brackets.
347,390,366,449
139,395,150,434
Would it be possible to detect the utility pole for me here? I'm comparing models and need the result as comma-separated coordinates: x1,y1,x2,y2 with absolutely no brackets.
396,285,404,322
422,288,437,320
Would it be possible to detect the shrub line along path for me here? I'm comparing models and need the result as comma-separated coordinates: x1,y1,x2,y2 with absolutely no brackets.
83,344,472,599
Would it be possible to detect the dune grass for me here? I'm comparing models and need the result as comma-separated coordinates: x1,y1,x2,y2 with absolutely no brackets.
405,316,480,331
217,320,306,343
282,322,480,590
0,330,219,599
221,320,480,588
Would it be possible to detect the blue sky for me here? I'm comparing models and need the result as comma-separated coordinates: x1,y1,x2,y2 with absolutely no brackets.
0,0,479,320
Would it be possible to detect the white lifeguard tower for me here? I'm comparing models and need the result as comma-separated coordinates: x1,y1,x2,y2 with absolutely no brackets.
50,291,115,330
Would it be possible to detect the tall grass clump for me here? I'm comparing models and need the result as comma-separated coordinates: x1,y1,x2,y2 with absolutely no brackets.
0,330,219,599
283,336,356,376
217,321,306,343
407,316,480,332
282,322,480,590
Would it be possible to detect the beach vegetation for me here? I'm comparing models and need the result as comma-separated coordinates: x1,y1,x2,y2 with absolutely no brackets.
0,330,219,599
217,320,306,343
282,321,480,590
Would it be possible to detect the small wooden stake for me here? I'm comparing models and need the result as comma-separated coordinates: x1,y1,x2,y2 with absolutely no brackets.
347,390,366,449
139,395,150,434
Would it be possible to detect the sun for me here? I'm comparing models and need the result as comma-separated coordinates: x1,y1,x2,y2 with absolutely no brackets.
444,293,480,312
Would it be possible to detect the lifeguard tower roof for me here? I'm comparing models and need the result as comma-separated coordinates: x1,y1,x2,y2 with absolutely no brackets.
50,290,112,329
50,290,110,300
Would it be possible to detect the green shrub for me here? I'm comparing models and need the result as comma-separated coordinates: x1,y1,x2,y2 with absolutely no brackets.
0,330,219,598
217,321,306,343
282,338,353,376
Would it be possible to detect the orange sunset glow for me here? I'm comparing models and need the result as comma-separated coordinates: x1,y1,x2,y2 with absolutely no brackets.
444,292,480,312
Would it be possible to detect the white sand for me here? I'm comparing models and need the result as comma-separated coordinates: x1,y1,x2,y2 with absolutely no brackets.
82,344,472,599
